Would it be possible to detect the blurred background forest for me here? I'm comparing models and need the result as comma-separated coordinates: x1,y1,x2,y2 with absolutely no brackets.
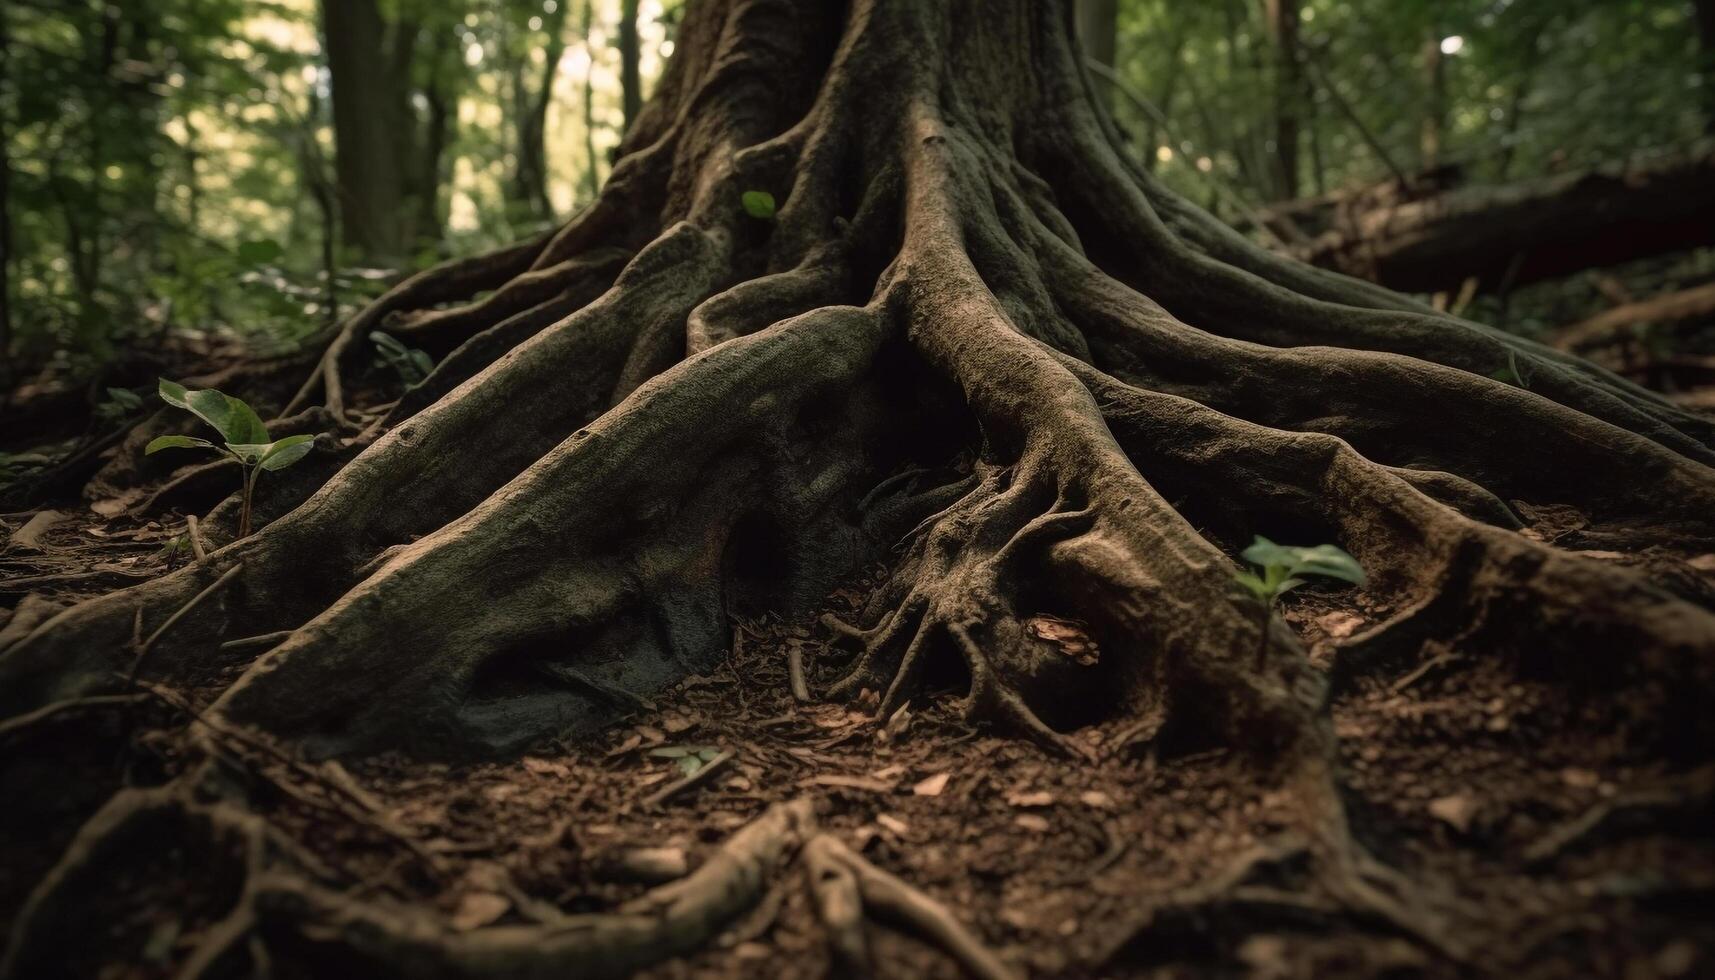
3,0,1715,462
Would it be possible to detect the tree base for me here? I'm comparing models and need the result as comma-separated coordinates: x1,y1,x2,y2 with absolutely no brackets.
4,0,1715,974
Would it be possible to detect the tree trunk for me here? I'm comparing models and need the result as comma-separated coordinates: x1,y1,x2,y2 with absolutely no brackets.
322,0,409,263
1288,143,1715,293
0,5,12,385
1264,0,1301,200
515,0,570,218
1076,0,1117,114
618,0,643,133
1420,27,1445,171
4,1,1714,975
1698,0,1715,133
581,0,602,199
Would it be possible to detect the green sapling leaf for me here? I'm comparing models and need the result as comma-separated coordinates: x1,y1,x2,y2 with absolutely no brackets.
741,190,776,219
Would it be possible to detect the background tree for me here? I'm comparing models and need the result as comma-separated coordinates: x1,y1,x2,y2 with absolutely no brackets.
3,4,1713,975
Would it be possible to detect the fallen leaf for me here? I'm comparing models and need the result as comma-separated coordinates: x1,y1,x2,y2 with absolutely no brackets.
662,714,695,734
1318,611,1365,639
1006,789,1054,808
875,813,910,835
1015,813,1050,832
913,772,950,797
450,892,510,931
733,941,773,960
522,757,571,778
1026,615,1099,666
1687,554,1715,573
1427,793,1478,833
8,510,65,551
806,774,894,793
1079,790,1114,809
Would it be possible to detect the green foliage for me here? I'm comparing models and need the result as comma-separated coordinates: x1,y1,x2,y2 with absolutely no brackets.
1235,535,1365,667
741,190,777,220
370,332,435,387
1235,535,1367,605
95,387,145,425
146,379,314,536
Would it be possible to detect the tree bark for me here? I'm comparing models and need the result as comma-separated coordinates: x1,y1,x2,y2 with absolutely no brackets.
3,2,1713,974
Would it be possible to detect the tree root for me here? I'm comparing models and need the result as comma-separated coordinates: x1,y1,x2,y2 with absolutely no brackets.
5,1,1713,973
808,834,1019,980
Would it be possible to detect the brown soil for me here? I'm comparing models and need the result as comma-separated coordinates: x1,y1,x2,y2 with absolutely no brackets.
4,500,1712,978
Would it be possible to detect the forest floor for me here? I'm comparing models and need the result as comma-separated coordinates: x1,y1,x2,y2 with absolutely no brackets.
3,488,1714,978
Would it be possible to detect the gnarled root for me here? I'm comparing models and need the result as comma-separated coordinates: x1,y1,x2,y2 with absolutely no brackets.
4,0,1714,973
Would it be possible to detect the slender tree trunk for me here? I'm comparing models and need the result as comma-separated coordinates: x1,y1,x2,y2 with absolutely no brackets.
322,0,408,263
582,0,601,198
1698,0,1715,133
0,3,12,381
1264,0,1301,200
516,0,570,218
1420,27,1446,172
618,0,642,133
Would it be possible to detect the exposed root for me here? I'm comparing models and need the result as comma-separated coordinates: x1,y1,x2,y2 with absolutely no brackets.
251,798,815,980
811,834,1019,980
5,1,1712,974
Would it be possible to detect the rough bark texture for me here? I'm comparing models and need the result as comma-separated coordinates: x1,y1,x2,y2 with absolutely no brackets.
4,1,1715,976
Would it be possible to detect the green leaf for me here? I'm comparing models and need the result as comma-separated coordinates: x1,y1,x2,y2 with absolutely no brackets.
370,331,407,356
145,435,218,455
258,434,315,471
190,390,269,445
1232,570,1272,599
1287,544,1367,587
676,755,704,777
741,190,776,219
1240,535,1296,569
159,378,190,409
106,387,142,410
237,239,284,265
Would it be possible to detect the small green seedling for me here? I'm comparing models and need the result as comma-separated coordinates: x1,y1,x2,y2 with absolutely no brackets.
741,189,776,220
145,379,314,539
1235,535,1366,669
370,331,434,387
96,387,144,425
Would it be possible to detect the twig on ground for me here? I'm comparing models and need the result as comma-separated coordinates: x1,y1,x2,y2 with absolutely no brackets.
219,630,294,652
788,643,810,701
642,748,735,808
185,514,208,565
